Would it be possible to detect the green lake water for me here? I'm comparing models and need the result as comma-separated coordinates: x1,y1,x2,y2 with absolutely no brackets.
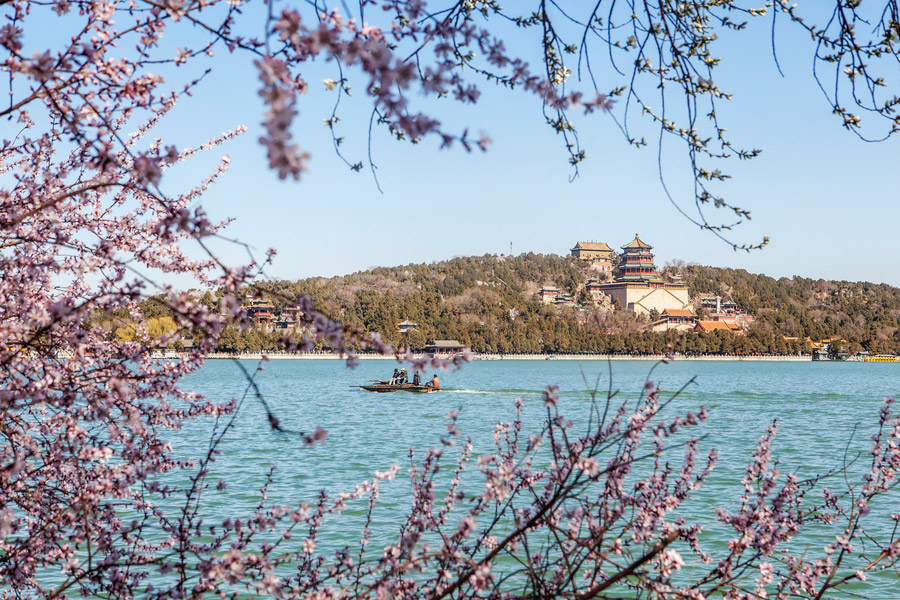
176,359,900,597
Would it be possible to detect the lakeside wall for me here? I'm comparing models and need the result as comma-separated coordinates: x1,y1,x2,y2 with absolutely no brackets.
202,352,812,362
472,354,809,362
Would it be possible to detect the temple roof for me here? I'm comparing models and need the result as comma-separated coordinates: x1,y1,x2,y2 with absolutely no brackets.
616,276,667,285
427,340,464,348
622,233,652,250
694,320,734,332
661,308,695,317
572,241,613,252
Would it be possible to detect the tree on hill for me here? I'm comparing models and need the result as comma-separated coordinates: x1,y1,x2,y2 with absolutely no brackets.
403,328,428,350
683,265,900,353
157,254,900,356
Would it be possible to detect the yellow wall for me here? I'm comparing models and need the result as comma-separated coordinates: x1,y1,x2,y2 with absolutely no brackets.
573,249,613,260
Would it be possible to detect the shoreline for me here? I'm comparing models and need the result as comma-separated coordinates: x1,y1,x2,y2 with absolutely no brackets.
200,352,815,362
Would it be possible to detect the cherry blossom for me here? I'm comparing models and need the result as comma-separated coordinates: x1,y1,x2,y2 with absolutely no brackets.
2,0,900,597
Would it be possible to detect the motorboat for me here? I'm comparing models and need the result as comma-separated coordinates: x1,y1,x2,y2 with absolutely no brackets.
353,380,441,393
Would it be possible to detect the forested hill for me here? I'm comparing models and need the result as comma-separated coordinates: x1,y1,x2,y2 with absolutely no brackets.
681,265,900,351
253,253,592,353
244,254,900,355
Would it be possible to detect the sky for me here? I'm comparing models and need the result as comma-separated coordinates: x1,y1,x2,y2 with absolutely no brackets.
136,3,900,287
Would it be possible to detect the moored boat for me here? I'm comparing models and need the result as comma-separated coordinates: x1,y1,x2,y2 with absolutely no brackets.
863,354,900,363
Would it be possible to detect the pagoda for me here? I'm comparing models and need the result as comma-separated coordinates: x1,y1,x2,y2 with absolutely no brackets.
614,234,666,286
595,234,690,315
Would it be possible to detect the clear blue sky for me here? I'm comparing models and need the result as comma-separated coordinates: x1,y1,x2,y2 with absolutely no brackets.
145,5,900,287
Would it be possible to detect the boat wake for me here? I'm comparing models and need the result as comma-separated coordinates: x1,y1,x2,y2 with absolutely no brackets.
442,388,543,395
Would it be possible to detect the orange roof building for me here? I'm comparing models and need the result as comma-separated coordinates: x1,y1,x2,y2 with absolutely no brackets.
694,320,743,334
694,320,733,332
652,308,697,332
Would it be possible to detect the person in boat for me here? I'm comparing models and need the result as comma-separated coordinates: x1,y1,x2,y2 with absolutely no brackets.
412,371,421,386
389,368,400,384
399,368,408,385
426,374,440,390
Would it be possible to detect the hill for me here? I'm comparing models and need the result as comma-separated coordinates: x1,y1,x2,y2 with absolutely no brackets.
681,265,900,354
236,254,900,355
251,253,598,354
107,254,900,355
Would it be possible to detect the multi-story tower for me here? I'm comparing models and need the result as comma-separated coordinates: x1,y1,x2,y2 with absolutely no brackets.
597,234,690,315
614,234,666,285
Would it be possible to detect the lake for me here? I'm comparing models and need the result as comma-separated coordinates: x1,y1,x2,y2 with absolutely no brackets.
176,359,900,597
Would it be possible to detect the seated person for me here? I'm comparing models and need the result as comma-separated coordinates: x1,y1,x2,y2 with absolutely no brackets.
426,374,440,390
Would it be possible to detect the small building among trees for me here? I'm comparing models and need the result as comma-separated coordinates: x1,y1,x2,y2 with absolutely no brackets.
650,308,698,332
424,340,466,355
694,320,742,334
245,299,274,326
397,319,418,334
538,286,560,304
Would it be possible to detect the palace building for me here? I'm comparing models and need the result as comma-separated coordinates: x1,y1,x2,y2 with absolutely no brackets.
570,241,614,272
245,299,275,326
424,340,467,355
538,285,560,304
595,234,690,316
651,308,698,332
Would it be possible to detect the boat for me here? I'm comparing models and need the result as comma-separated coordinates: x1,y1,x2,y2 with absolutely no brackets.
863,354,900,363
352,380,441,393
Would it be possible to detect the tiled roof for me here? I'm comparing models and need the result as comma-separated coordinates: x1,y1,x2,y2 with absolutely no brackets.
428,340,464,348
572,241,613,251
616,274,666,284
661,308,695,317
694,320,733,332
622,233,652,249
